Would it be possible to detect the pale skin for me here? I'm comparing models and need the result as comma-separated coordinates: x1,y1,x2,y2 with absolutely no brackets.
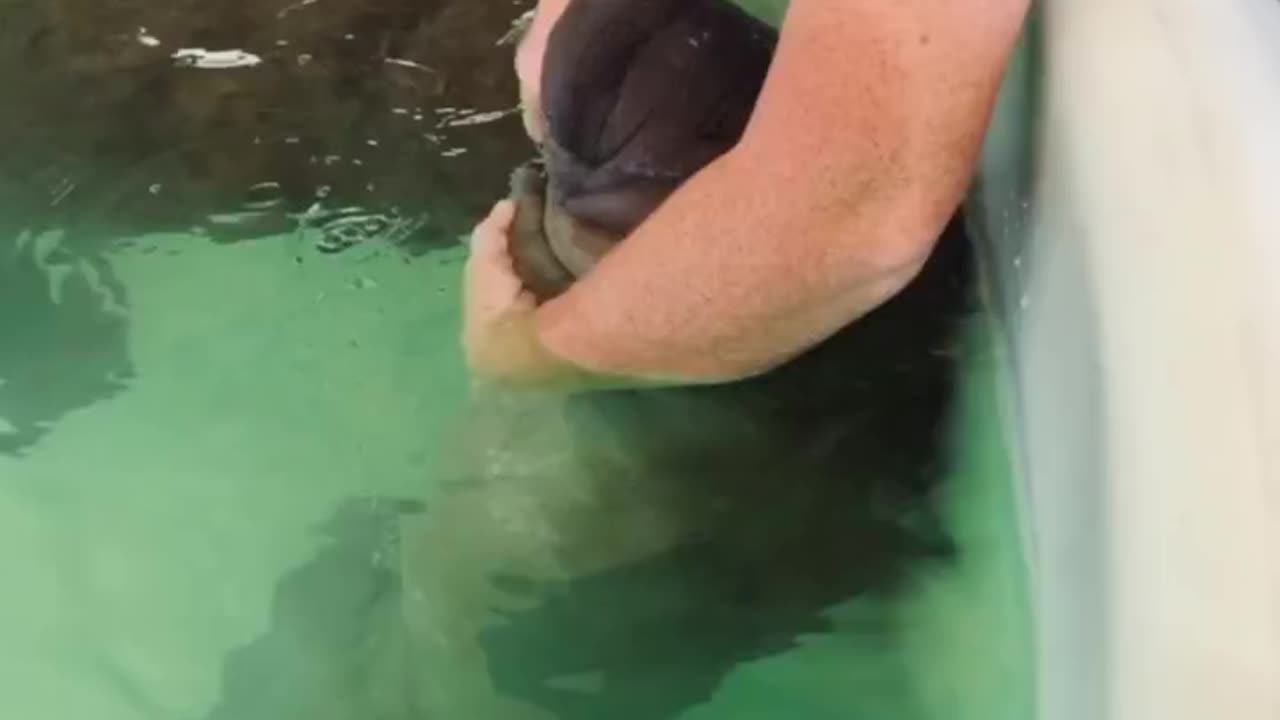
464,0,1030,390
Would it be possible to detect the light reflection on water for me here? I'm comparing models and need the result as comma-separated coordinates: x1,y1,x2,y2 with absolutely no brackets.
2,0,537,255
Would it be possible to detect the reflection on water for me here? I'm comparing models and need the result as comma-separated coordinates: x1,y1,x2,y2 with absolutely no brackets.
206,498,426,720
2,0,535,256
0,0,537,455
0,232,133,455
0,1,1031,719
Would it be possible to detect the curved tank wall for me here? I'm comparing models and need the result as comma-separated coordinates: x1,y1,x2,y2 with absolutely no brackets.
973,2,1280,719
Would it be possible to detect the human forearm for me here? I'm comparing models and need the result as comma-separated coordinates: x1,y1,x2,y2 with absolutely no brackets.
533,144,937,383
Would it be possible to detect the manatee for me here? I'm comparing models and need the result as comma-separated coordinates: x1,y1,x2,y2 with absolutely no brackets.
404,3,980,717
507,0,778,301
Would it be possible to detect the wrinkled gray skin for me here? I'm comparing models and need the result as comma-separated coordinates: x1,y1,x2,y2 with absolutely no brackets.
509,161,618,300
508,0,778,301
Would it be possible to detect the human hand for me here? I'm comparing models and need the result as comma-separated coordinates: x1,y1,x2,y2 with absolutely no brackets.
515,31,545,143
514,0,571,143
462,199,651,392
462,200,541,380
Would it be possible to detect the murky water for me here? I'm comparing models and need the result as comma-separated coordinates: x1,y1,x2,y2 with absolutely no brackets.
0,2,1034,719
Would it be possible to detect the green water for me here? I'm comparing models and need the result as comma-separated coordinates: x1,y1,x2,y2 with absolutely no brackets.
0,1,1034,718
0,229,1031,719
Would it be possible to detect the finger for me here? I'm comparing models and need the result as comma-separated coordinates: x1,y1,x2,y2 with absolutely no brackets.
468,199,513,243
483,199,517,235
465,213,527,304
469,200,517,260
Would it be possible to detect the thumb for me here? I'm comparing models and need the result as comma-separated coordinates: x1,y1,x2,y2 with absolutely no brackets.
470,200,517,258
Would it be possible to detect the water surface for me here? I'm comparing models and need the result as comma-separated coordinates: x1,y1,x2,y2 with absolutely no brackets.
0,2,1033,718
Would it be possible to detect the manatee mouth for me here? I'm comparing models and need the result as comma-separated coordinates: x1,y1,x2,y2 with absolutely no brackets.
505,0,779,303
509,157,636,303
513,162,685,310
508,160,578,302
